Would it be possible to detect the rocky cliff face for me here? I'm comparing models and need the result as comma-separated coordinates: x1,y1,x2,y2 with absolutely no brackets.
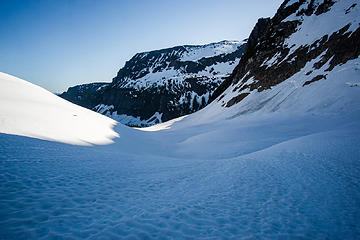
60,40,246,126
210,0,360,110
60,82,109,109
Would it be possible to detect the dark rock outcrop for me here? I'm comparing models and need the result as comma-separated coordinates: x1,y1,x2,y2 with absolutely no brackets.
60,82,109,109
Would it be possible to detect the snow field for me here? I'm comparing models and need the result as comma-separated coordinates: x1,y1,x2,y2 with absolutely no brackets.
1,110,360,239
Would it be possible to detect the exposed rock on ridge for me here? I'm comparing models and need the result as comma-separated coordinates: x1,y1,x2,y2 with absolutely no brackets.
210,0,360,108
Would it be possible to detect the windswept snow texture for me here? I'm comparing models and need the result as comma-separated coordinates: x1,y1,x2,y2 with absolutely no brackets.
0,72,118,145
1,112,360,239
1,60,360,239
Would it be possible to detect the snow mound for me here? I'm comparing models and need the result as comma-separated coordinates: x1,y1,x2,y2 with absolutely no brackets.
0,72,119,145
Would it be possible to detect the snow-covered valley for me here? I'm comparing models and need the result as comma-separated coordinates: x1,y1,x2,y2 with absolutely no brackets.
1,0,360,238
1,114,360,239
1,62,360,238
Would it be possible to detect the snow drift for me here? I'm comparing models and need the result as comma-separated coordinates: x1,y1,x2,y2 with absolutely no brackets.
0,72,119,145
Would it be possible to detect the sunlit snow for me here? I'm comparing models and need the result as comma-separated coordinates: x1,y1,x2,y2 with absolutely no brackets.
0,72,119,145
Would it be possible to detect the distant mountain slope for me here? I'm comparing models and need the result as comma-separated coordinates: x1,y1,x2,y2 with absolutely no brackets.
60,40,246,126
60,82,109,109
209,0,360,114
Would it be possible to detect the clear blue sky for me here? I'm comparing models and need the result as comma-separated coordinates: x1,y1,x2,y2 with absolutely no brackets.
0,0,283,93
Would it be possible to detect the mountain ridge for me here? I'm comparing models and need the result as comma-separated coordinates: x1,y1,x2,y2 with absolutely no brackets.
60,39,247,126
209,0,360,111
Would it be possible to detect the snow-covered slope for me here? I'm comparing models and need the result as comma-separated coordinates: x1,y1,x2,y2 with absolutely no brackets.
0,72,118,145
210,0,360,114
60,40,247,127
